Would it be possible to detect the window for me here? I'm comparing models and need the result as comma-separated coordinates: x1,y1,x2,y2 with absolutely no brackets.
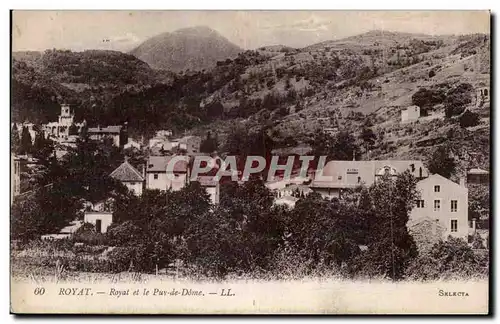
450,219,458,232
154,173,159,180
434,185,440,193
338,176,342,180
451,200,458,212
416,200,425,208
434,200,440,211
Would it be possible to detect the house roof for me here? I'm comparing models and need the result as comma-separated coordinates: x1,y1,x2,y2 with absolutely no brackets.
468,168,489,175
311,160,428,189
416,173,467,192
146,155,189,173
408,216,446,229
110,160,144,182
88,125,122,134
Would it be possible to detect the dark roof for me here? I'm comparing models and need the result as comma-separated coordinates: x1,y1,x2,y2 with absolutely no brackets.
146,155,189,173
88,125,122,134
110,161,144,182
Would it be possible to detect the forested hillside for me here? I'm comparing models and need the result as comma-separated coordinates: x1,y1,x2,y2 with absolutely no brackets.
11,31,490,173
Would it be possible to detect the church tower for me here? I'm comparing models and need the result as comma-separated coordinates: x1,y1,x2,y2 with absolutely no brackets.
58,103,75,126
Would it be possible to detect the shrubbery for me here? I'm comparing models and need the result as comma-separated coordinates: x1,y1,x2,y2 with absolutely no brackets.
406,237,489,280
459,110,480,128
92,173,421,280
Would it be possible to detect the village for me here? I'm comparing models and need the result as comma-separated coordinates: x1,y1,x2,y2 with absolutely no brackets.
11,100,490,254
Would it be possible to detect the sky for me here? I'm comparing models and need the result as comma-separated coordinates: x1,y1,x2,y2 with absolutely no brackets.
12,11,490,52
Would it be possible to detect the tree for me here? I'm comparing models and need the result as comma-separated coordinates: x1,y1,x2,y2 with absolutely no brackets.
444,83,473,118
20,126,32,155
309,129,335,159
58,136,125,203
427,146,456,179
11,123,21,154
200,131,219,154
205,100,224,120
360,171,419,280
333,131,361,161
360,127,377,151
186,180,284,277
11,183,83,241
411,87,445,109
32,130,52,159
459,110,480,128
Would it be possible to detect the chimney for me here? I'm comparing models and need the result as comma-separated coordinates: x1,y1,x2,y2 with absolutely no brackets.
459,177,466,187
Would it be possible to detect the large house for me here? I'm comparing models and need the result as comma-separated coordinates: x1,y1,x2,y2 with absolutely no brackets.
145,154,220,204
146,155,189,191
310,160,428,199
408,174,469,241
88,124,128,148
109,159,145,196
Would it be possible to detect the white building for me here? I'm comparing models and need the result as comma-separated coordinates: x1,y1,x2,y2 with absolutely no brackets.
409,174,469,240
145,155,189,191
145,154,221,204
401,105,420,123
43,104,85,141
84,212,113,233
109,159,145,196
310,160,428,199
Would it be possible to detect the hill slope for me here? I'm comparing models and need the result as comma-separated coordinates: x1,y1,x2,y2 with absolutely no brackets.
11,30,491,175
130,26,242,72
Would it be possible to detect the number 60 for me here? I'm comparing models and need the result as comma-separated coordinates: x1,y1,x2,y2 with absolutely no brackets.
34,287,45,295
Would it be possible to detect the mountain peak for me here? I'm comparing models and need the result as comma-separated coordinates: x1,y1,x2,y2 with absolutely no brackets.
130,26,242,72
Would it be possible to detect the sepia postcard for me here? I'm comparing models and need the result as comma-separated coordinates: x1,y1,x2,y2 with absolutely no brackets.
10,10,491,314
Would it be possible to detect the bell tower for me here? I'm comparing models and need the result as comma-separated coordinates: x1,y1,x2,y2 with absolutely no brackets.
58,103,75,126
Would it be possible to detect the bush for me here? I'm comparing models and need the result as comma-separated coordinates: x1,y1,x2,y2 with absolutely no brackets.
406,236,489,280
444,83,473,118
106,221,144,246
459,110,480,128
